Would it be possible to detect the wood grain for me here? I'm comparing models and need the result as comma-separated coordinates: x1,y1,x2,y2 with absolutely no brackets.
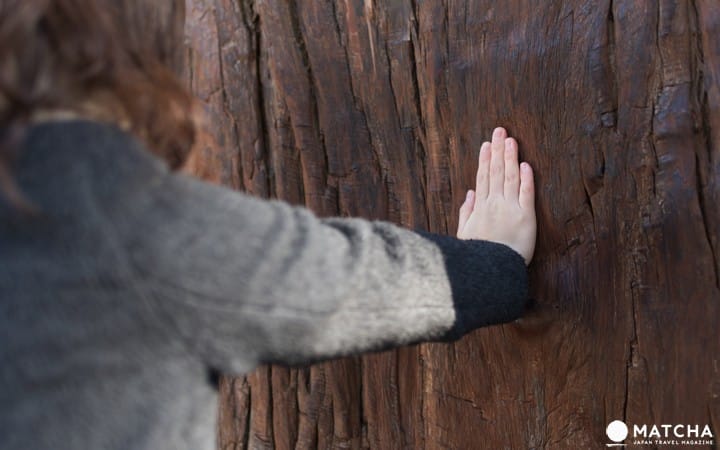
182,0,720,448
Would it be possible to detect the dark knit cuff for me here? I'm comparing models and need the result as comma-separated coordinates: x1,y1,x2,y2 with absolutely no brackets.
414,230,529,342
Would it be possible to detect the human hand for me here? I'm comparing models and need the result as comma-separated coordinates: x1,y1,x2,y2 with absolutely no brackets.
457,127,537,266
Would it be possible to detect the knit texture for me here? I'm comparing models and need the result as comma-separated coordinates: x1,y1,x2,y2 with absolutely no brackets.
0,120,528,450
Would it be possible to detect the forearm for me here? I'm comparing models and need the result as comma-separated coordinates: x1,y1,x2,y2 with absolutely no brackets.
283,223,529,364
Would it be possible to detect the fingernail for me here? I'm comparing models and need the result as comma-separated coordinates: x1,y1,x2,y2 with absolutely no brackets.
466,190,473,201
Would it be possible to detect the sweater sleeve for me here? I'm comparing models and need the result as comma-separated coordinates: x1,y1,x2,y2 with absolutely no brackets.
122,170,528,373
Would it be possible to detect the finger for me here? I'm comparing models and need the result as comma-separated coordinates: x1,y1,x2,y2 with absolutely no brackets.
519,162,535,210
503,137,520,200
475,142,491,200
457,190,474,237
489,127,506,196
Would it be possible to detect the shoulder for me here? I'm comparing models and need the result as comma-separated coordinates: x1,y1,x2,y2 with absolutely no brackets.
14,119,170,215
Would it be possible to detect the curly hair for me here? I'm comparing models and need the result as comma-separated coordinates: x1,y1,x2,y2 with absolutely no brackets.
0,0,196,207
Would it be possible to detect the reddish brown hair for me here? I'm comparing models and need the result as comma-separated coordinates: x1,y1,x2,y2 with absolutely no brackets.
0,0,196,205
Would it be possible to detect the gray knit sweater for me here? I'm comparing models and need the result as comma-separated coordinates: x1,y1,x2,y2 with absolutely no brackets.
0,120,528,450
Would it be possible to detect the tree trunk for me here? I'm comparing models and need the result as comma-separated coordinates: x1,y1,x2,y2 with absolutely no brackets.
182,0,720,448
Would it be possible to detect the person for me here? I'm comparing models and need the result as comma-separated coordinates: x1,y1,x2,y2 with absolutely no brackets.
0,1,537,449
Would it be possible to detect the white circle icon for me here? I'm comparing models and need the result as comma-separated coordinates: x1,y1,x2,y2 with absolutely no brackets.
606,420,629,442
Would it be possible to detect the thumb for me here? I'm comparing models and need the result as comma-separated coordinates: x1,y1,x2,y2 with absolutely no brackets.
457,190,474,238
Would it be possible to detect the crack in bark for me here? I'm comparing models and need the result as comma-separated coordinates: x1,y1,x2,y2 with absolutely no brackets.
393,350,407,447
284,0,321,208
417,348,427,450
255,12,273,199
408,0,431,231
267,368,275,449
440,0,453,236
690,0,720,290
694,152,719,289
241,0,272,198
358,356,367,447
242,377,251,450
383,38,402,131
621,327,636,427
604,0,618,127
435,389,484,411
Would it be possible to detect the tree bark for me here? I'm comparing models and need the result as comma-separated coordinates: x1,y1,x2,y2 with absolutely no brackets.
182,0,720,448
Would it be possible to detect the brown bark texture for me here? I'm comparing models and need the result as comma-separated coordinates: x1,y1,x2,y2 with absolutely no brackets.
180,0,720,448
